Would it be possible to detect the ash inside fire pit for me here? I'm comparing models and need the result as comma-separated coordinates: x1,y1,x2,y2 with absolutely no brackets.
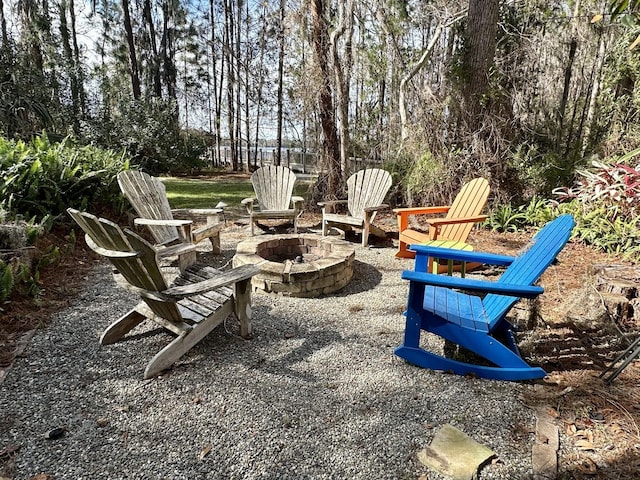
232,234,355,297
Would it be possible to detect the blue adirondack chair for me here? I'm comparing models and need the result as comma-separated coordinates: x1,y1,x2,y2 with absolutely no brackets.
395,214,575,381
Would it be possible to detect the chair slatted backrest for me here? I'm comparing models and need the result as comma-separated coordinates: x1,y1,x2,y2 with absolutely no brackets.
118,170,180,245
438,178,490,242
483,214,575,327
67,208,183,323
346,168,392,219
251,165,297,211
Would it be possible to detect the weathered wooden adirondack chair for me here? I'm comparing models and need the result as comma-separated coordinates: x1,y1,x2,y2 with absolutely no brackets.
118,171,224,264
395,214,575,381
67,208,259,379
319,168,392,247
394,177,490,262
241,165,304,235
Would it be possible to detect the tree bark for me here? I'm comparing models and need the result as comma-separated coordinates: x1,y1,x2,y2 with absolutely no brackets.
122,0,141,99
143,0,162,97
461,0,499,127
330,0,353,175
275,0,286,166
310,0,341,198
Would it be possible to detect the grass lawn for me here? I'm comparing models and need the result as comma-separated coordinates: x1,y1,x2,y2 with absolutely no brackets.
162,175,312,216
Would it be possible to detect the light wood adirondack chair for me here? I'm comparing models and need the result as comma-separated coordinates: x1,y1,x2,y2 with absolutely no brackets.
319,168,392,247
394,177,490,262
241,165,304,235
118,171,224,263
68,208,259,379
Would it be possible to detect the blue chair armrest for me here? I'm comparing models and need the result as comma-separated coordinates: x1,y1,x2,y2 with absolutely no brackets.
410,245,515,266
401,270,544,298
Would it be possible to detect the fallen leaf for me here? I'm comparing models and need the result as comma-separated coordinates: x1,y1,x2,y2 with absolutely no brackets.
575,457,597,474
575,439,596,451
96,417,109,427
198,445,212,461
0,444,20,458
29,474,53,480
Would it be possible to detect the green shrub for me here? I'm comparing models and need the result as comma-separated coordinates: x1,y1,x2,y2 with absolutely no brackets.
0,260,14,305
83,99,208,174
0,132,130,221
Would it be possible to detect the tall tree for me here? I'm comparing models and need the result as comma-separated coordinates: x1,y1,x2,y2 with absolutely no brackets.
461,0,500,128
122,0,141,99
310,0,341,197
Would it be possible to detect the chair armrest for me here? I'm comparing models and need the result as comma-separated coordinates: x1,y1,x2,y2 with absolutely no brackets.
363,204,389,213
427,215,488,227
241,197,255,205
155,242,197,258
410,245,515,266
291,196,304,210
134,218,193,227
171,208,223,216
159,264,260,299
401,270,544,298
393,206,451,216
84,235,141,259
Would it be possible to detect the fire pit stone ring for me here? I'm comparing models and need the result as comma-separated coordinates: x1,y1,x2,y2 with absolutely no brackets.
232,234,355,297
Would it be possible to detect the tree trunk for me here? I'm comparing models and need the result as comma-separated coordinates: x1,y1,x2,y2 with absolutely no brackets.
59,0,81,133
68,0,86,118
143,0,162,97
209,0,222,166
122,0,141,99
330,0,354,175
311,0,341,198
0,0,7,50
461,0,499,127
275,0,286,166
161,0,177,102
223,0,237,170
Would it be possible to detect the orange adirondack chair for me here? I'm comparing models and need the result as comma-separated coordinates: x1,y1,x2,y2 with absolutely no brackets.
394,178,490,265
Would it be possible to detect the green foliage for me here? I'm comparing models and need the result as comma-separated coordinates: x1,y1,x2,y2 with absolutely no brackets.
508,144,576,198
485,204,527,232
552,148,640,220
0,132,130,221
83,99,208,175
487,151,640,262
0,260,14,305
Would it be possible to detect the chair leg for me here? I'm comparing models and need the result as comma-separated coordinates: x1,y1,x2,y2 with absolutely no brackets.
100,308,146,345
362,224,370,247
178,250,197,272
322,218,329,236
209,232,221,255
144,302,234,379
234,278,253,338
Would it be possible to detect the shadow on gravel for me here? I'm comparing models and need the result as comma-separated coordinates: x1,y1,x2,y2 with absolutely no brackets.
335,259,383,295
244,305,343,382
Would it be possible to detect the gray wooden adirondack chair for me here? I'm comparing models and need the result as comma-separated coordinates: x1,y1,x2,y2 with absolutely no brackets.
118,171,224,266
68,208,259,379
319,168,392,247
241,165,304,235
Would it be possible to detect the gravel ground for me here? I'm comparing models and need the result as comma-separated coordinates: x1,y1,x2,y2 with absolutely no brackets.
0,224,536,480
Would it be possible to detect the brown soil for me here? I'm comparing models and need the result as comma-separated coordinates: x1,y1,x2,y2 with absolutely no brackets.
1,213,639,479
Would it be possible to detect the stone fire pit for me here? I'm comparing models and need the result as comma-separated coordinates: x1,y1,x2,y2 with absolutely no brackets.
232,234,355,297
